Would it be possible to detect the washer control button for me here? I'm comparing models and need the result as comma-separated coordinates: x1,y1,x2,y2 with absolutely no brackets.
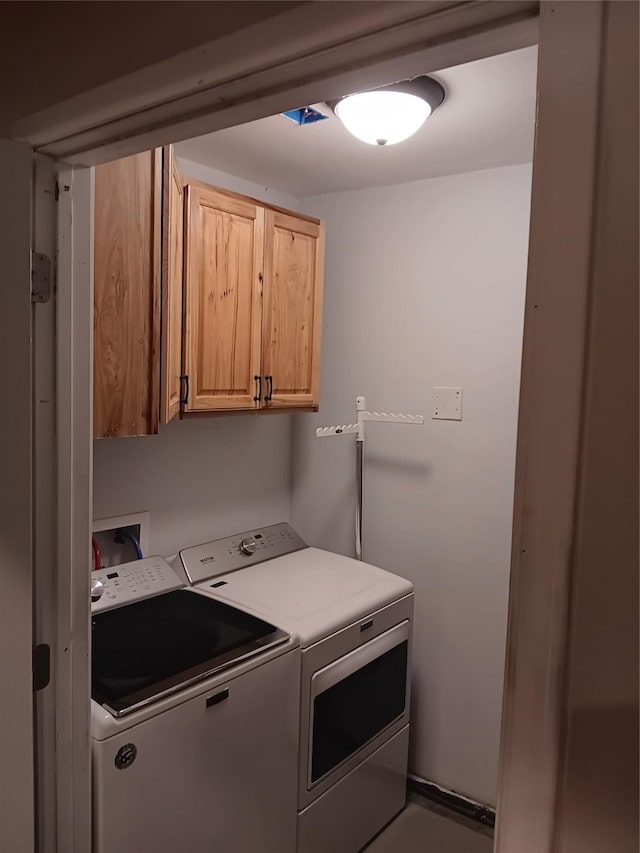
90,578,105,602
239,537,257,556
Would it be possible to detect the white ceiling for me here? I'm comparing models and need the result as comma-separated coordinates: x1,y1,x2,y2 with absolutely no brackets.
176,46,538,198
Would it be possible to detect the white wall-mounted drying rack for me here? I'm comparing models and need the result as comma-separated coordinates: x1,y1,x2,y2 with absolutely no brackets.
316,395,424,560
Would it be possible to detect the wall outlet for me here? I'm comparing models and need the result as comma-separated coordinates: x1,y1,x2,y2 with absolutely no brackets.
432,387,463,421
92,511,150,569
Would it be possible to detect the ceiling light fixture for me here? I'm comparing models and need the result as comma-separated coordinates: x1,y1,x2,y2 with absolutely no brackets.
329,76,445,146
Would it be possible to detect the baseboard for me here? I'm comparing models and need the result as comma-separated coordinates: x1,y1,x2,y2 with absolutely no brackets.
407,775,496,829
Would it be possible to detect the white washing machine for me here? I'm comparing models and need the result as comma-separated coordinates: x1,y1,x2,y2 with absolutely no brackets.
177,523,414,853
90,556,300,853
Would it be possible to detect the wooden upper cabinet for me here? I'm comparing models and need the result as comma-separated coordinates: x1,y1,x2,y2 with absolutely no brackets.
94,151,325,431
93,149,162,438
160,147,184,424
262,210,325,409
183,184,264,412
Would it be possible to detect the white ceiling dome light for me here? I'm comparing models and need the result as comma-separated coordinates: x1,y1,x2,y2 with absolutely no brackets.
329,76,445,146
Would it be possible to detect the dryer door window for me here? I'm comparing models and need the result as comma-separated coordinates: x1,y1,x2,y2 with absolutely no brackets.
309,621,409,785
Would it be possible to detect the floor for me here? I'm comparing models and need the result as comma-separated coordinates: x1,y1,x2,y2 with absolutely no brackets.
365,796,493,853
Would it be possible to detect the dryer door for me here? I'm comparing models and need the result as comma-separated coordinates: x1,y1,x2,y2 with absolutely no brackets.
308,620,409,787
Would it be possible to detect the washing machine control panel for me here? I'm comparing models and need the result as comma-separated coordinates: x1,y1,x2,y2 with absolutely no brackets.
177,522,307,585
90,556,184,613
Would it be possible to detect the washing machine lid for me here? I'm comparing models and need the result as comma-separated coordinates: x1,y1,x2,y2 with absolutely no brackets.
92,589,288,717
195,548,413,647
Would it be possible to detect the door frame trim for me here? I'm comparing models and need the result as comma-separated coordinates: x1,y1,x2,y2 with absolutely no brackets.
0,138,35,853
495,3,605,850
54,165,93,852
14,1,539,166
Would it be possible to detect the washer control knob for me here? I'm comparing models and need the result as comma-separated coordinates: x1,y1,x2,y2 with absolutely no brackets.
91,578,105,602
239,536,257,556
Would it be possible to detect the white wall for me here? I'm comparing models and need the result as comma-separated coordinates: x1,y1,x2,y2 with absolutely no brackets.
94,416,291,559
93,161,301,558
175,155,300,210
292,164,532,805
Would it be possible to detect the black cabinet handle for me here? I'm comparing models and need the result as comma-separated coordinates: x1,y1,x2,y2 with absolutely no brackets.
265,375,273,402
253,375,262,402
206,689,229,708
180,374,189,406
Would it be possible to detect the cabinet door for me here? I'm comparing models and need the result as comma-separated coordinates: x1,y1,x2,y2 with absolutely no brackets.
94,149,162,437
160,146,184,423
262,210,324,409
183,185,264,411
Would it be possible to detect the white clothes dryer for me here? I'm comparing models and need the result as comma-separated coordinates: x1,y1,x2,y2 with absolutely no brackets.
177,523,414,853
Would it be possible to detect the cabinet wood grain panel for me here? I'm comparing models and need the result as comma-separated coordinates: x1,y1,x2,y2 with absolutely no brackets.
262,210,325,408
94,149,161,437
183,184,263,411
160,146,184,424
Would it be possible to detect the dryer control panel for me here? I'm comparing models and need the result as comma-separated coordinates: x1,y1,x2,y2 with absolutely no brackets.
91,556,184,613
177,522,307,585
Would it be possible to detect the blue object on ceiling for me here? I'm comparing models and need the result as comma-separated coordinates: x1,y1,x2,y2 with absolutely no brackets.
281,106,328,126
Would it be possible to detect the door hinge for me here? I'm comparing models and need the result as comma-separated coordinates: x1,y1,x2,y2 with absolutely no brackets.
31,251,51,303
33,643,51,692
